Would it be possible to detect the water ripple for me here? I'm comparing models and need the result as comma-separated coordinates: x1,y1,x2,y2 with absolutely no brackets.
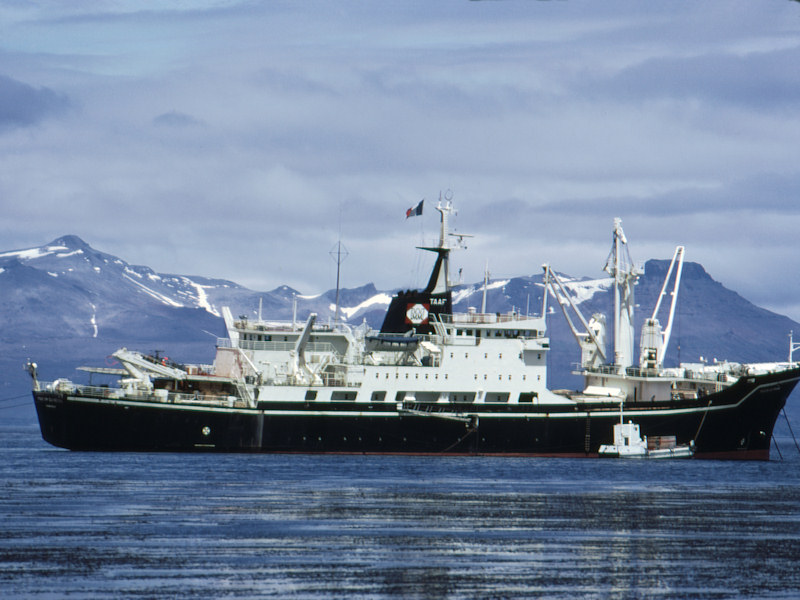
2,423,800,598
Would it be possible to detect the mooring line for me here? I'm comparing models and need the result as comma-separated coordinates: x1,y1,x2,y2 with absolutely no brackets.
0,401,31,411
0,394,29,404
773,436,784,461
782,409,800,455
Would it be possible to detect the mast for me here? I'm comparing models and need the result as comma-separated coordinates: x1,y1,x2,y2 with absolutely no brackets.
330,241,349,324
640,245,685,370
427,199,452,293
379,193,465,335
418,196,459,294
604,219,641,371
481,260,489,313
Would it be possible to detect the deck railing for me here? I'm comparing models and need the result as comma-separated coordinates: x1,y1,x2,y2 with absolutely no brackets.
43,382,250,408
439,312,537,325
583,364,733,383
217,338,340,354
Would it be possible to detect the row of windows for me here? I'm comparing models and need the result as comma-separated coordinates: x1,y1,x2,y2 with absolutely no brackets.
448,352,543,360
373,372,540,382
452,352,504,360
242,333,289,342
302,389,539,403
375,372,449,380
455,329,539,338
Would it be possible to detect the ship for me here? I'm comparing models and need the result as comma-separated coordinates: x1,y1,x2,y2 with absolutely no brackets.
29,201,800,458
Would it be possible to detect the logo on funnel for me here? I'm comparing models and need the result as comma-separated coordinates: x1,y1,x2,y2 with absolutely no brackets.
405,303,429,326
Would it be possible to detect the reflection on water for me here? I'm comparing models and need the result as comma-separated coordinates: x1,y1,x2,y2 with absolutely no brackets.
2,422,800,598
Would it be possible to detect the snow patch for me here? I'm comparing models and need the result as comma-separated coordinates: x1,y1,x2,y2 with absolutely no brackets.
338,294,392,319
123,274,183,307
90,303,98,338
47,272,58,277
452,279,512,305
562,277,613,304
0,245,67,261
451,286,476,305
93,267,101,273
487,279,511,291
182,277,220,317
56,250,83,258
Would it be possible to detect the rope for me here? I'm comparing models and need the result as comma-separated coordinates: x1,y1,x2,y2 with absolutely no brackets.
782,409,800,455
0,401,32,411
773,436,784,461
693,399,713,443
441,418,478,453
0,394,30,403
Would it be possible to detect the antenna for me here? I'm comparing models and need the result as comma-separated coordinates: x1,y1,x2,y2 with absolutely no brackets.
330,241,349,324
481,260,490,314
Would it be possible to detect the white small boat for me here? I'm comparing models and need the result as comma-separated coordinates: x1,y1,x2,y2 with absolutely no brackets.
599,420,695,459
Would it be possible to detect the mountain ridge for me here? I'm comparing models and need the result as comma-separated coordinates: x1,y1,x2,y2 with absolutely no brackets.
1,235,797,420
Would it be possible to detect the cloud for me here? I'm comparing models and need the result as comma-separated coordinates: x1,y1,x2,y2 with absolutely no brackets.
0,75,70,130
2,1,800,321
586,47,800,112
152,111,203,128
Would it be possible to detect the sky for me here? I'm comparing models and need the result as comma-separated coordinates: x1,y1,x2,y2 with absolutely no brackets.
2,1,800,320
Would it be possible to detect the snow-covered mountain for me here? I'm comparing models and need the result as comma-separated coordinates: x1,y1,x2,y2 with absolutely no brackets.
1,235,797,417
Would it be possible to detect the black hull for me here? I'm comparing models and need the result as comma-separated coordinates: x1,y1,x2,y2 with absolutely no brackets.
33,367,800,460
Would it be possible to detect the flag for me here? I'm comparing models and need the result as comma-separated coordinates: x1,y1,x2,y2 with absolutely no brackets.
406,199,423,219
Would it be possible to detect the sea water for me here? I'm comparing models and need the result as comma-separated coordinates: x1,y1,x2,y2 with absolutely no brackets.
2,420,800,599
